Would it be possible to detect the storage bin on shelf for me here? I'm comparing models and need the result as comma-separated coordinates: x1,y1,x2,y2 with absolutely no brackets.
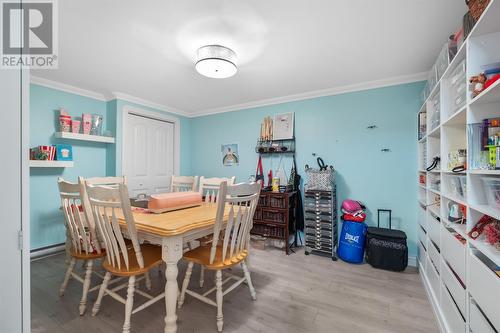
428,172,441,192
448,59,466,115
449,175,466,200
481,177,500,210
435,44,449,79
428,92,440,131
428,66,438,92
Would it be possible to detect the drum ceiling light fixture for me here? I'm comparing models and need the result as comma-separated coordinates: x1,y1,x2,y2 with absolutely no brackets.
195,45,237,79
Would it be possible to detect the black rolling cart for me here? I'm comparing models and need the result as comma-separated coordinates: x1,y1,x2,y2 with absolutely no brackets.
303,161,338,260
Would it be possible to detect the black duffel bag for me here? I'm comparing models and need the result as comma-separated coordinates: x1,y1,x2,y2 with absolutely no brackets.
365,210,408,272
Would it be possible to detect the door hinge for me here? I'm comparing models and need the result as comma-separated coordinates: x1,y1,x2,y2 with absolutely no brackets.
18,230,23,251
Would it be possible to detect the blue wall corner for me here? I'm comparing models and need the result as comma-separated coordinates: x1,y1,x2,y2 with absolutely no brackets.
30,84,108,249
30,81,423,256
188,82,425,256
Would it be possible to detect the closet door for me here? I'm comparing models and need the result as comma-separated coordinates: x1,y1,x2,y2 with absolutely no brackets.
124,113,175,197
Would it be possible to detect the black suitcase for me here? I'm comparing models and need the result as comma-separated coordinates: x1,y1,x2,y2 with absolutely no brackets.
365,209,408,271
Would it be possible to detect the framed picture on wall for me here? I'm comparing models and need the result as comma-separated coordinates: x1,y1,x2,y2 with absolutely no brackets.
221,143,239,166
273,112,294,140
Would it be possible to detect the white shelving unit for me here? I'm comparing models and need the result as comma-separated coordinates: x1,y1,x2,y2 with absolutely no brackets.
29,160,74,168
417,2,500,333
54,131,115,143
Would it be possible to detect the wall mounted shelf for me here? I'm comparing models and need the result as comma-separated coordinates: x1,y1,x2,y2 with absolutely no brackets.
29,160,74,168
54,132,115,143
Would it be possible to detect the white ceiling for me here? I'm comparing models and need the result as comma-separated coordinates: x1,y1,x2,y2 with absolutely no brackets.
33,0,467,116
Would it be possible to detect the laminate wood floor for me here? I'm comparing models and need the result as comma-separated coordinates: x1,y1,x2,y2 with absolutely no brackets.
31,247,439,333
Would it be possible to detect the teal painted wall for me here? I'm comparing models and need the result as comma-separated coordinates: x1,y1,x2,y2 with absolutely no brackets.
30,81,422,256
30,84,191,250
30,84,108,249
189,82,424,257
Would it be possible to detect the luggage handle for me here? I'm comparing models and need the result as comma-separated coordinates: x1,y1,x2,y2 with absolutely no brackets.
377,209,392,229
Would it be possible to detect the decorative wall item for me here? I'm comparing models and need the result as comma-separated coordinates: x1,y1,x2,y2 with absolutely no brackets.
30,145,56,160
273,112,294,140
55,144,73,161
259,116,273,141
221,143,239,166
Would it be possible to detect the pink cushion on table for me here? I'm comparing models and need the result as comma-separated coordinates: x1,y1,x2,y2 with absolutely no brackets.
148,191,202,212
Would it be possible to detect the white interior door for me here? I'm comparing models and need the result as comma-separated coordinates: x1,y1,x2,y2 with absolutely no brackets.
124,113,175,197
0,42,27,333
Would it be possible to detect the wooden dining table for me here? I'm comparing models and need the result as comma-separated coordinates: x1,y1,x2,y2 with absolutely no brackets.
117,204,230,333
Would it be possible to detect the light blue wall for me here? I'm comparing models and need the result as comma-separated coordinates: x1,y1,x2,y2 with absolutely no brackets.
189,82,424,257
30,81,422,256
30,84,109,249
30,84,191,250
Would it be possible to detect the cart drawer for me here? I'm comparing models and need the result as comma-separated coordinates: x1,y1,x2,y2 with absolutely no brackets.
469,251,500,330
441,283,466,333
441,261,465,316
470,300,496,333
441,226,466,281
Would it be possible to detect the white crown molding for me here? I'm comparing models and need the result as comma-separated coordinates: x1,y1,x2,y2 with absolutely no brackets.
192,71,428,117
30,76,107,101
32,71,427,119
30,76,191,117
109,92,190,117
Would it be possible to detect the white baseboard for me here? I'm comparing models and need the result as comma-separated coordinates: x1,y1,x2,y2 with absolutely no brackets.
419,262,448,333
408,256,417,267
30,244,65,260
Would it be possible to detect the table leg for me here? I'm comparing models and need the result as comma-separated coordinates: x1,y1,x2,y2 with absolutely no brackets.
162,236,183,333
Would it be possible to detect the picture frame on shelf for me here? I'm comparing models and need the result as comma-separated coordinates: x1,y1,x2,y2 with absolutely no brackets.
55,144,73,161
273,112,294,140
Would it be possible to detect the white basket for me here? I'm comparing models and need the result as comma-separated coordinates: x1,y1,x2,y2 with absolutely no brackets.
481,177,500,210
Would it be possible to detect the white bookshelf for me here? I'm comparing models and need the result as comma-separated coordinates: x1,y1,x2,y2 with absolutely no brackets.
54,132,115,143
416,2,500,333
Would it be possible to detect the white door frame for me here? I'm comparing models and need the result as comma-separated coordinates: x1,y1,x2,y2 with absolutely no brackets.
21,69,31,333
121,105,180,180
0,47,30,333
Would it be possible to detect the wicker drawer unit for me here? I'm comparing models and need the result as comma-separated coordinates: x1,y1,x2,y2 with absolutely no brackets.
304,187,338,260
251,191,297,254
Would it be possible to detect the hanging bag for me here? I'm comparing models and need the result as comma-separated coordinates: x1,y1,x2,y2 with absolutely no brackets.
305,158,335,191
255,155,264,187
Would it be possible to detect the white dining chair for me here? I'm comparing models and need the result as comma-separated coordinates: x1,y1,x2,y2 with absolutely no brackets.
171,175,198,192
57,178,107,315
87,182,165,333
79,176,152,289
198,176,236,205
196,176,236,287
178,181,261,332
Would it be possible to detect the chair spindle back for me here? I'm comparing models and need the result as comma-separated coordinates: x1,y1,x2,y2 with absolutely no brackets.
58,178,101,255
171,175,198,192
210,182,261,264
199,176,236,205
85,183,144,271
